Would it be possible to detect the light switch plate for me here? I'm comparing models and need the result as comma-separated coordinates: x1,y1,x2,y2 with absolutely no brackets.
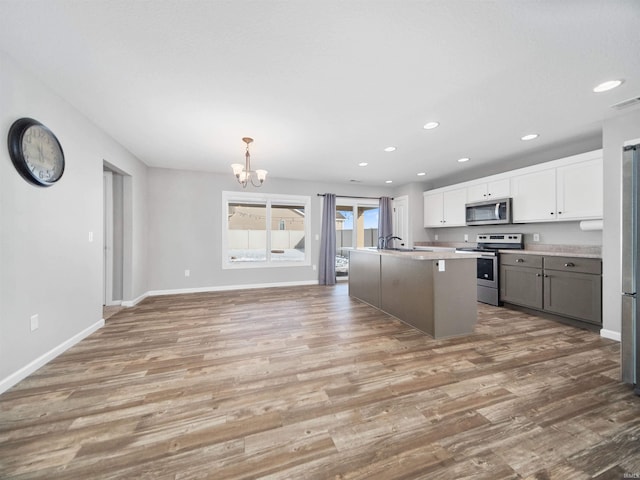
533,233,540,242
438,260,445,272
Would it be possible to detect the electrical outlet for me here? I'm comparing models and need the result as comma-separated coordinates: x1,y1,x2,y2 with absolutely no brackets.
30,314,39,332
435,234,439,241
533,233,540,242
184,269,190,277
312,265,317,271
464,234,469,242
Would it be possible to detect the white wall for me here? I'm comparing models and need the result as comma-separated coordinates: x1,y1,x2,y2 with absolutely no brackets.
602,108,640,339
146,168,392,292
0,51,149,390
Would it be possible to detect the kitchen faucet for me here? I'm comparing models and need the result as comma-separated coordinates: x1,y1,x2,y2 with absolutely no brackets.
386,235,402,248
378,234,402,249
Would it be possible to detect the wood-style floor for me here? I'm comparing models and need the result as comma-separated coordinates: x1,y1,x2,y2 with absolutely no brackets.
1,284,639,479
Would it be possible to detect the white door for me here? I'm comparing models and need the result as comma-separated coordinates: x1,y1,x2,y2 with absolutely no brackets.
393,195,409,247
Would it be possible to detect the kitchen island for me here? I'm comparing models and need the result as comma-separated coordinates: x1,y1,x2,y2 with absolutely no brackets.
349,249,479,339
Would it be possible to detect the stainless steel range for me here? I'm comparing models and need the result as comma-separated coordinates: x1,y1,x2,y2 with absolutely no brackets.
456,233,524,306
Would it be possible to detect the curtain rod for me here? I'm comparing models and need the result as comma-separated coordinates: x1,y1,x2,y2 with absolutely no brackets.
316,194,393,200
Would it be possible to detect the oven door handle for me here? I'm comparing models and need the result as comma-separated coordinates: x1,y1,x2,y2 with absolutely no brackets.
495,203,500,220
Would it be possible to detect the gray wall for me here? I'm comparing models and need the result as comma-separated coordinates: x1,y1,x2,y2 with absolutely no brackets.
602,108,640,338
112,172,124,300
425,222,602,247
0,51,149,385
146,168,392,291
428,134,602,190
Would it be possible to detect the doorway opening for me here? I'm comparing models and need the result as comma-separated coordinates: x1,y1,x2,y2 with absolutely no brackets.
103,165,125,310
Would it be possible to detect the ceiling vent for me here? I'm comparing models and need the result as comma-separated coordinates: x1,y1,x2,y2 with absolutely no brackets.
611,96,640,110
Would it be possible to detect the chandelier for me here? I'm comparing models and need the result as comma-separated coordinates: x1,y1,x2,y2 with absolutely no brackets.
231,137,268,188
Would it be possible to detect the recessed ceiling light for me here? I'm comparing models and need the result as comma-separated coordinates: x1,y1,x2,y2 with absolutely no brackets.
358,162,368,167
423,121,440,130
417,172,426,176
384,146,396,152
457,157,470,163
385,180,393,184
593,80,624,93
521,133,539,141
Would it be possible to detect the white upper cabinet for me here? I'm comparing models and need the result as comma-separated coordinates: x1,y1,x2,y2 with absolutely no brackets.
511,168,557,223
511,152,603,223
467,178,511,203
423,192,444,227
423,149,603,228
443,188,467,226
556,158,603,221
423,187,467,227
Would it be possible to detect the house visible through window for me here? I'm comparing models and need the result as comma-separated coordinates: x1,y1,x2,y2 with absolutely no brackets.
223,192,310,268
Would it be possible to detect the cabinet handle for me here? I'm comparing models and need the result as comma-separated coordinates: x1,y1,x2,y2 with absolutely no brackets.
558,211,562,215
487,193,492,196
516,258,524,263
564,262,575,267
536,273,542,277
544,274,549,278
550,212,555,215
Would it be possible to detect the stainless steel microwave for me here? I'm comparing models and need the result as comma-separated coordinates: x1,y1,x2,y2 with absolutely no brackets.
465,198,512,225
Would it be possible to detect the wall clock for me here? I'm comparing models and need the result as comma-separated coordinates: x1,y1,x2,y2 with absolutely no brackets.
8,117,65,187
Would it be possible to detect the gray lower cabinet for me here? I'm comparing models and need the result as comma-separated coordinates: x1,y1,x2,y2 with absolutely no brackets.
500,253,602,325
543,256,602,325
500,254,543,309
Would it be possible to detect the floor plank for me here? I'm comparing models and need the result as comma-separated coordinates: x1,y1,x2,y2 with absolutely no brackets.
1,283,639,479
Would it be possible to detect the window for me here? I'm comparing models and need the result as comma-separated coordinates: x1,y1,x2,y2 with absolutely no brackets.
223,192,310,268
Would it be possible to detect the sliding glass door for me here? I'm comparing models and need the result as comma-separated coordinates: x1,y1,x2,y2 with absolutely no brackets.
335,200,379,278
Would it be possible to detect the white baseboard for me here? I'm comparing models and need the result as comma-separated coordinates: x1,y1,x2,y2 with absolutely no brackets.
121,291,148,307
148,280,319,297
600,329,621,342
0,318,104,395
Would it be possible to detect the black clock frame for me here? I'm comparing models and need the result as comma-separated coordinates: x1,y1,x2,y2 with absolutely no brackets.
8,117,65,187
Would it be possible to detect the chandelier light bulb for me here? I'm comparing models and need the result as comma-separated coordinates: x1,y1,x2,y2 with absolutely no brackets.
230,137,267,188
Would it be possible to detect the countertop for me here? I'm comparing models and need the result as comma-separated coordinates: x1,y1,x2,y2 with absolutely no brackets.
353,249,480,260
499,249,601,259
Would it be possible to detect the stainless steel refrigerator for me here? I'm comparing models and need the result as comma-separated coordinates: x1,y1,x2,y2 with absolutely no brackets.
622,143,640,394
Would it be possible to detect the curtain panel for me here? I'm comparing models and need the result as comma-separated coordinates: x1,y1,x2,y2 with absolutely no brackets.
318,193,336,285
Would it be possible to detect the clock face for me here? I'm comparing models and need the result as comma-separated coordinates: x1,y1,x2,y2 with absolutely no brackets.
21,125,65,184
8,118,65,187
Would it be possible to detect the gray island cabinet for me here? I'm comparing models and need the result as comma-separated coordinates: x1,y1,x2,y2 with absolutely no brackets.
349,249,479,339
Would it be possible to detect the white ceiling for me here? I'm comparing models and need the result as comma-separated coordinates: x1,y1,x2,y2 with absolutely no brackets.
1,1,639,186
